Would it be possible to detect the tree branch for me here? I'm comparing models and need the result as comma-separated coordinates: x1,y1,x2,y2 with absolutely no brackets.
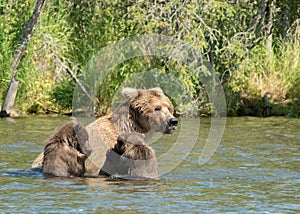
49,48,94,103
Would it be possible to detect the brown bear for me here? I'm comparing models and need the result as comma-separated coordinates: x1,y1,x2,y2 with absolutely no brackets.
42,117,92,177
84,87,178,178
100,132,159,179
33,87,178,179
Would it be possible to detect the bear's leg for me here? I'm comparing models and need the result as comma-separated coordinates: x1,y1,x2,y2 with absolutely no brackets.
42,146,84,177
42,148,71,177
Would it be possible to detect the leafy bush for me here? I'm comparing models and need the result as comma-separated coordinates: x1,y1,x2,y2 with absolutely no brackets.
0,0,299,116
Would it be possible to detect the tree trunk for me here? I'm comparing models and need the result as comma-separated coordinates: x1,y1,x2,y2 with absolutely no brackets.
0,0,46,117
266,0,275,53
0,78,19,117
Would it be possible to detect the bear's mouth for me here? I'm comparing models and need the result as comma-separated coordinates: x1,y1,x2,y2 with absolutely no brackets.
165,125,177,134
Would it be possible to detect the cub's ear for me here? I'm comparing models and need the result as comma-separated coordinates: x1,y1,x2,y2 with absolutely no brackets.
122,87,139,100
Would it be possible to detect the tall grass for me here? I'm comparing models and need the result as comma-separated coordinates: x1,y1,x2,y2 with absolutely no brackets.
0,1,76,113
231,31,300,104
0,1,132,114
0,1,299,116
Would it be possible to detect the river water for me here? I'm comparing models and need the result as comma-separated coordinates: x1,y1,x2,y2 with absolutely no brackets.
0,116,299,213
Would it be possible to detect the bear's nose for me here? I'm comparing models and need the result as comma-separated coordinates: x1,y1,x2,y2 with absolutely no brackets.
169,118,178,126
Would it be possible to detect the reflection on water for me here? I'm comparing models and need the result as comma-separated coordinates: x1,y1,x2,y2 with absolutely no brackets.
0,116,299,213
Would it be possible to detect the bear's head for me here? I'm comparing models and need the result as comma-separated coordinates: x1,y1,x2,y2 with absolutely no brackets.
117,87,178,136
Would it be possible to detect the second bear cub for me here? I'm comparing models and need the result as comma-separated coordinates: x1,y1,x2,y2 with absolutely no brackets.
114,133,156,160
101,133,159,180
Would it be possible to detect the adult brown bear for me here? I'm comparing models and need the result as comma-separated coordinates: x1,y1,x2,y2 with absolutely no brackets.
84,87,178,178
33,87,178,179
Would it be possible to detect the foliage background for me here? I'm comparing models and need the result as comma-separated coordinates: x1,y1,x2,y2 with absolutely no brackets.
0,0,299,116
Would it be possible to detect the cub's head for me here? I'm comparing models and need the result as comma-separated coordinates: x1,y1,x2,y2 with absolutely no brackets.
122,87,178,135
74,123,92,157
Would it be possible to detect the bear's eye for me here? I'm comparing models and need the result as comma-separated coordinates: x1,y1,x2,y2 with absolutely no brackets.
154,107,161,111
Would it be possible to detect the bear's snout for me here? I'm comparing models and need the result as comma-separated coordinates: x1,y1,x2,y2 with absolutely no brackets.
165,117,178,134
169,118,178,127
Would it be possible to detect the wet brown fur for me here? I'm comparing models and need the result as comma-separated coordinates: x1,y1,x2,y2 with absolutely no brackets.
42,118,91,177
114,133,156,160
101,133,159,179
33,88,176,179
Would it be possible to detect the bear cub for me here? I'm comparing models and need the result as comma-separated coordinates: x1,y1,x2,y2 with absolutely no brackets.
101,133,159,180
114,133,156,160
42,117,92,177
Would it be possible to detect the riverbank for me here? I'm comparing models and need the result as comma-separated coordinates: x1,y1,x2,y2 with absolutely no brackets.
2,95,300,118
235,93,300,118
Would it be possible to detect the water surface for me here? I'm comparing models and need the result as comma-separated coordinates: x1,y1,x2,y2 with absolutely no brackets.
0,116,299,213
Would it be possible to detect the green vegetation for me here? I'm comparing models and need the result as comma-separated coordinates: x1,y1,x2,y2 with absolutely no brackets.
0,0,299,116
228,35,300,116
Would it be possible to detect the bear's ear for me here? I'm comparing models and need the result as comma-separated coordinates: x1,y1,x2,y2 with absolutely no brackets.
122,87,139,100
151,87,164,94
